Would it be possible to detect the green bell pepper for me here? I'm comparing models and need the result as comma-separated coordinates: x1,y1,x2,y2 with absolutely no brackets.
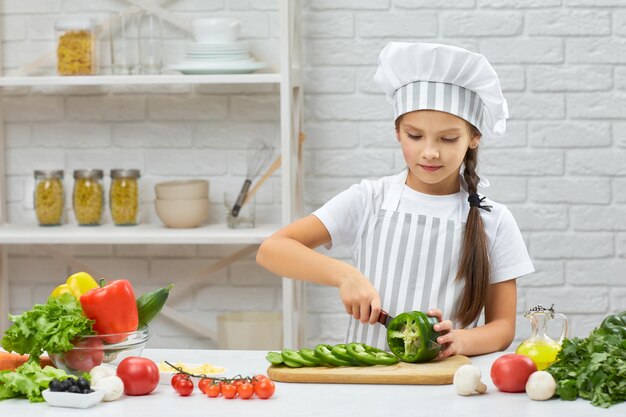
281,349,318,367
386,311,441,363
346,342,399,366
599,311,626,338
331,344,361,365
314,344,353,366
266,351,284,365
299,348,322,366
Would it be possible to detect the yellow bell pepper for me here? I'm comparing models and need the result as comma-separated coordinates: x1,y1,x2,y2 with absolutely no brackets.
50,271,99,298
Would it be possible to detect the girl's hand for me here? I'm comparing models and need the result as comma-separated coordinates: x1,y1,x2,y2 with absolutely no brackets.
338,272,381,325
427,308,463,360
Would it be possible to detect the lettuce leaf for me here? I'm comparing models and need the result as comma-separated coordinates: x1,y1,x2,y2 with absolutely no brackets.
0,362,74,402
1,293,94,361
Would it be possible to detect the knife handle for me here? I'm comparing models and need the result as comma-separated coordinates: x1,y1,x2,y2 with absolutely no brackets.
378,310,389,326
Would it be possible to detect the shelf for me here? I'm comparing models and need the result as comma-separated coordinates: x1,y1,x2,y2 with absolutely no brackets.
0,223,279,245
0,73,282,87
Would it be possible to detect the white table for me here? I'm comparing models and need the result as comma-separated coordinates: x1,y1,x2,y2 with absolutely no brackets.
1,349,624,417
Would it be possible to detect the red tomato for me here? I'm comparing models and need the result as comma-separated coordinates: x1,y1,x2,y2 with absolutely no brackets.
237,382,254,399
171,373,188,389
491,353,537,393
198,378,213,394
206,384,221,398
252,374,269,386
221,383,237,399
254,379,275,399
116,357,159,396
64,337,104,372
174,377,194,396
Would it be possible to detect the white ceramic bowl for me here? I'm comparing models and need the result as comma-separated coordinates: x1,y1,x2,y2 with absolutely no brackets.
42,389,105,409
155,198,209,228
154,180,208,200
192,18,241,43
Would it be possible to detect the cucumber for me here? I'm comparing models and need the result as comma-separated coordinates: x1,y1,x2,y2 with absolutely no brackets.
136,284,174,328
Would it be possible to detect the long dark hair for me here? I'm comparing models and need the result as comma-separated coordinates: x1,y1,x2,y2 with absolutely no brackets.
455,124,490,328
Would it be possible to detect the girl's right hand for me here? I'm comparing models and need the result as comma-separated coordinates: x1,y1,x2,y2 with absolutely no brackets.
338,272,381,325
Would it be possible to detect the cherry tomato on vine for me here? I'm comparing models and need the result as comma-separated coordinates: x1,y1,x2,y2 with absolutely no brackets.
198,378,213,394
206,384,221,398
237,382,254,399
232,379,245,388
254,379,275,399
174,377,194,396
171,373,189,388
252,374,269,386
221,383,237,399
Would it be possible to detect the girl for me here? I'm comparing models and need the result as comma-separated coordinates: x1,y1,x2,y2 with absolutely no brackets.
257,42,534,359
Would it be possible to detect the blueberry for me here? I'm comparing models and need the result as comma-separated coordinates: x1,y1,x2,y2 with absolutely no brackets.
82,388,94,394
60,379,73,391
48,379,63,392
77,377,90,391
67,385,81,394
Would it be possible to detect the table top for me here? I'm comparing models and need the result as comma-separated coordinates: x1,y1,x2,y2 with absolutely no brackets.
1,349,624,417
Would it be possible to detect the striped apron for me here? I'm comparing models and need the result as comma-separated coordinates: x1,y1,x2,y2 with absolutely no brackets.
345,172,467,350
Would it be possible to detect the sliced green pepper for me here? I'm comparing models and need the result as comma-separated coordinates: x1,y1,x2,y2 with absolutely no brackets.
346,342,399,366
331,344,361,365
299,348,322,366
314,344,353,366
281,349,318,367
599,311,626,338
386,311,441,363
266,351,284,365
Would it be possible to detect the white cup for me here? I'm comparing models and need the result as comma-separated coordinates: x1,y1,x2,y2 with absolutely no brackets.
192,18,241,43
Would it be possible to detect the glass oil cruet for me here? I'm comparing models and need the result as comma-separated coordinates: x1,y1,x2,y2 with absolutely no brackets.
515,304,568,370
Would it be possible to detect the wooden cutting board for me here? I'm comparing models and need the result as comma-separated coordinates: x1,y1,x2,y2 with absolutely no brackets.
267,355,470,385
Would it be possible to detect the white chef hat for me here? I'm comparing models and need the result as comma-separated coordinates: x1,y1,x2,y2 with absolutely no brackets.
374,42,508,138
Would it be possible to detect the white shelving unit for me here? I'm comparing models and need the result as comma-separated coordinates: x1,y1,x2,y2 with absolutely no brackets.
0,0,305,348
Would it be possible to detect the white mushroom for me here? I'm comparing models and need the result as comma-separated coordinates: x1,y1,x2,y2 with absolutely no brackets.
92,375,124,402
89,365,116,385
525,371,556,401
453,364,487,396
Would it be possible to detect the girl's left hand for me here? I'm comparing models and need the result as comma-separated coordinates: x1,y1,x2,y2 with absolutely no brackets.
427,308,463,360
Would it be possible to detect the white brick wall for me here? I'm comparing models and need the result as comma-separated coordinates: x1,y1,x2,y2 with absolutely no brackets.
2,0,626,351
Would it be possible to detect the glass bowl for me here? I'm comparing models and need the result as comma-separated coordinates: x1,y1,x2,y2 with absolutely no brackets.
49,327,149,375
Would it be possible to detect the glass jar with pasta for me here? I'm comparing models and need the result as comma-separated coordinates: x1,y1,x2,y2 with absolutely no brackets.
34,170,65,226
73,169,104,226
55,18,97,76
110,169,140,226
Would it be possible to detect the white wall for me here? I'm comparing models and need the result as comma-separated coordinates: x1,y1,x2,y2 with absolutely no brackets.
2,0,626,349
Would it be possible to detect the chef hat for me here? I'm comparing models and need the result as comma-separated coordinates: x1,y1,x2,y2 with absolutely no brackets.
374,42,508,138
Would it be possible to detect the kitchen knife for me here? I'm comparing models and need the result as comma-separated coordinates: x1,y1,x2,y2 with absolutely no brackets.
377,310,394,328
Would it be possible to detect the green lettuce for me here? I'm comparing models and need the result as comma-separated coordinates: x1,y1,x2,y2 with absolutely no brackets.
1,293,94,361
0,361,73,402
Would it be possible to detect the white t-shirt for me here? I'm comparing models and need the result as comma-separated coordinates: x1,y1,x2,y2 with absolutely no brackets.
313,170,534,284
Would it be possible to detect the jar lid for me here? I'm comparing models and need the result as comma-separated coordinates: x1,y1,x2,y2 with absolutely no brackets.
34,170,64,180
73,169,104,179
111,169,141,179
55,17,94,31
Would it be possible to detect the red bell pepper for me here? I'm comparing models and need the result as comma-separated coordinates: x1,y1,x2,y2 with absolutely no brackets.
80,279,139,343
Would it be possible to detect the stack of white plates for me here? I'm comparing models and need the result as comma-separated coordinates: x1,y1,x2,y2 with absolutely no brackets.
170,40,267,74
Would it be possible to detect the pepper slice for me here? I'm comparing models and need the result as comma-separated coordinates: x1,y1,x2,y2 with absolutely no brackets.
346,342,399,366
331,344,363,365
266,351,284,365
386,311,441,363
281,349,318,367
80,279,139,343
314,344,353,366
599,311,626,338
299,348,322,366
